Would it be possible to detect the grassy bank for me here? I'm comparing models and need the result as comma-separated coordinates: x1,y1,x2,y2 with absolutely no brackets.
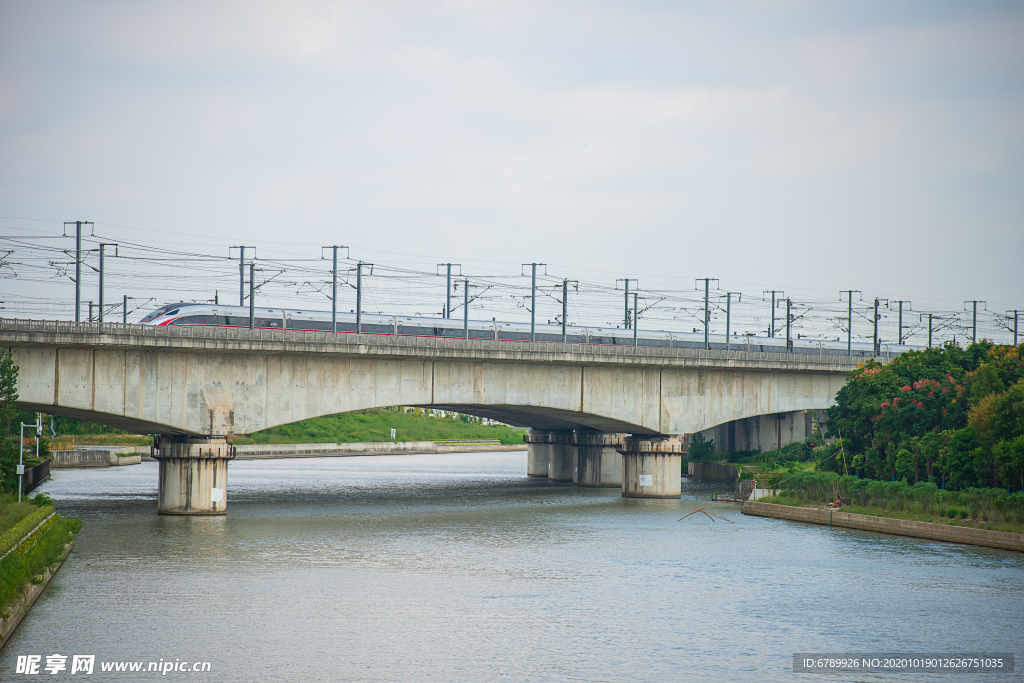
0,499,42,539
0,494,82,618
50,434,152,447
760,494,1024,535
232,408,526,445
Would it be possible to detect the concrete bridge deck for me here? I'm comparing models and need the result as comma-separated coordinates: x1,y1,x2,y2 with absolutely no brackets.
2,318,861,437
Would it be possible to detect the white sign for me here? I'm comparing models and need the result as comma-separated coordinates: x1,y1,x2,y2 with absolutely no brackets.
391,428,397,440
638,474,653,486
16,464,25,475
210,487,224,503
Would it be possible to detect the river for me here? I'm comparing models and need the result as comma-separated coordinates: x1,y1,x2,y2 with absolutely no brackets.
3,452,1022,682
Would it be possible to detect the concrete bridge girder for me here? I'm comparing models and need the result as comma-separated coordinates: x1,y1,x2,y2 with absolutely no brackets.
10,346,848,437
696,411,817,455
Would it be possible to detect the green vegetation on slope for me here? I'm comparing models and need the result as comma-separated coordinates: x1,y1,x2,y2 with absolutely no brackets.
233,408,526,445
0,493,81,617
763,471,1024,532
827,342,1024,489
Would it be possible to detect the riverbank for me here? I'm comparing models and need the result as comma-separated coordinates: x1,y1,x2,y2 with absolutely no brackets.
0,495,81,649
0,543,71,647
50,449,142,468
742,501,1024,552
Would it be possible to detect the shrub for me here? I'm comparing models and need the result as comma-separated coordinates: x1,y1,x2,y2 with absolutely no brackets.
29,492,53,507
0,506,53,555
688,434,717,462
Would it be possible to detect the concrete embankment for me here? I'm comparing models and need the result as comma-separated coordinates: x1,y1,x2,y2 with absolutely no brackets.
51,449,142,468
0,543,73,648
742,501,1024,553
230,441,526,459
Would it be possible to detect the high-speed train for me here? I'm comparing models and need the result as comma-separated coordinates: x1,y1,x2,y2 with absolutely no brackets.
139,302,913,358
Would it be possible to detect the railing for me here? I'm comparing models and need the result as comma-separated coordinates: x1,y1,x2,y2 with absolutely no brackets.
0,317,871,367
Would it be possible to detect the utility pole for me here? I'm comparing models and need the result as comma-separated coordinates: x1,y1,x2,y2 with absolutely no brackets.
892,301,911,344
462,279,470,340
64,221,93,322
840,290,861,356
122,295,134,325
777,298,792,353
762,290,784,337
561,279,578,343
1008,310,1020,346
696,278,719,350
633,293,639,347
616,279,638,329
523,263,545,342
230,246,255,306
723,292,741,351
872,298,888,356
98,243,116,323
437,263,461,318
248,263,255,330
355,263,368,334
324,246,347,333
18,420,40,502
765,290,786,339
963,301,986,343
921,313,934,348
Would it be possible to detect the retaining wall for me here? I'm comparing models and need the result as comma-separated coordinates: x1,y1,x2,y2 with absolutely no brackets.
22,460,50,493
742,501,1024,553
51,450,142,467
687,461,740,482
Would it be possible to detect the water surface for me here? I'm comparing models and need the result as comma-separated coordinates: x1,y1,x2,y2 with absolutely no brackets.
3,453,1021,682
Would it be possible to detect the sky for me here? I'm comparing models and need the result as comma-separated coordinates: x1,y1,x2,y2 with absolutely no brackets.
0,1,1022,341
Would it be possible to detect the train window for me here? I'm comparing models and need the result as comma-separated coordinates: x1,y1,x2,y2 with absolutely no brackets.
140,310,165,323
139,303,186,322
169,315,218,325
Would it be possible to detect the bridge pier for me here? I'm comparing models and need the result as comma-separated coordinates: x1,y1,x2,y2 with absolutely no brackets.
618,436,685,499
524,430,551,477
155,436,234,515
572,432,623,487
547,432,576,482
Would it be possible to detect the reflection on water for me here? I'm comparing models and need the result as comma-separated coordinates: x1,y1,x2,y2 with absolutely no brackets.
2,453,1021,682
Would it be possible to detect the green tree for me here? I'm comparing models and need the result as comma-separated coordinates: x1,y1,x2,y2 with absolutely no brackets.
918,431,945,482
942,427,978,489
993,379,1024,441
687,434,717,462
994,435,1024,491
969,363,1005,405
0,350,20,495
895,447,916,482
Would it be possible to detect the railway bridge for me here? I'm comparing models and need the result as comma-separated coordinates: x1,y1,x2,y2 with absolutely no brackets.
0,319,864,514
